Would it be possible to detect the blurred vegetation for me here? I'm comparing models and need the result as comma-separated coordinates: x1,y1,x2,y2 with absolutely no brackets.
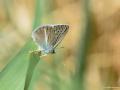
0,0,120,90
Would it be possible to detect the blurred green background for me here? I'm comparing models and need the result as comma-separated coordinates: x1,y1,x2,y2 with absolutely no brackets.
0,0,120,90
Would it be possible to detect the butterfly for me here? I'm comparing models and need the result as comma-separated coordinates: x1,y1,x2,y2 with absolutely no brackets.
32,24,69,55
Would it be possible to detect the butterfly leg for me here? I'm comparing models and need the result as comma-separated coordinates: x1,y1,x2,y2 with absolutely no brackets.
51,50,55,54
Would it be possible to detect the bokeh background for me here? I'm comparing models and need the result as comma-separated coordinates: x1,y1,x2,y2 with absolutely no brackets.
0,0,120,90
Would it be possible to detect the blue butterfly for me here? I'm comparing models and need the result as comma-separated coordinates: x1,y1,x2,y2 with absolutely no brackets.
32,24,69,55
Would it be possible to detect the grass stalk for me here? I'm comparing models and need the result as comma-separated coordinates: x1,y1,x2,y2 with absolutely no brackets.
74,0,93,90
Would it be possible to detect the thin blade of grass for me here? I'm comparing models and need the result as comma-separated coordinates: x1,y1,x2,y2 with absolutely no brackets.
0,0,43,90
25,0,55,89
24,51,41,90
74,0,93,90
0,40,36,90
24,0,44,89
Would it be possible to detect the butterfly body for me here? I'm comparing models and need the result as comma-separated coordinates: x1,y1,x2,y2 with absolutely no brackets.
42,49,55,55
32,24,69,55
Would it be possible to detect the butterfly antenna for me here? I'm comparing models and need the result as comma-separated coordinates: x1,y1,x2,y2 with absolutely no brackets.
60,46,64,48
56,46,64,50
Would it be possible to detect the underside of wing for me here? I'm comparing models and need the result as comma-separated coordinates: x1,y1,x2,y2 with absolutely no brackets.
50,24,69,49
45,25,55,48
32,26,47,50
32,24,69,51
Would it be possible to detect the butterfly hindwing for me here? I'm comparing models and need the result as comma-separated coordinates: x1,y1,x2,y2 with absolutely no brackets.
45,25,55,48
50,24,69,49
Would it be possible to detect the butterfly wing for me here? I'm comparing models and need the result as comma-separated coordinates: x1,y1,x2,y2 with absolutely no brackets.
32,25,53,50
49,24,69,49
45,25,55,48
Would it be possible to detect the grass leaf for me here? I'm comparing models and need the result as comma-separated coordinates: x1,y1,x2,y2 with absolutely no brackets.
0,0,43,89
0,41,36,90
24,51,41,90
74,0,93,89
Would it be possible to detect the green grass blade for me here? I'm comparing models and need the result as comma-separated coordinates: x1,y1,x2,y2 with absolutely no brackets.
0,40,36,90
32,0,42,29
24,51,40,90
0,0,43,90
23,0,43,89
74,0,93,89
